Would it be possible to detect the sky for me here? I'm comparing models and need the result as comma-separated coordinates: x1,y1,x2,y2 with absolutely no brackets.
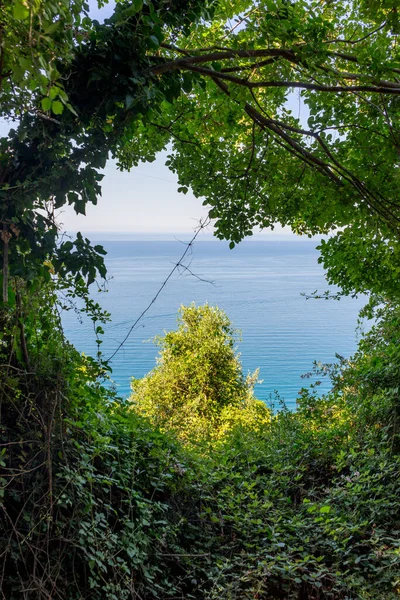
59,155,297,238
59,152,213,235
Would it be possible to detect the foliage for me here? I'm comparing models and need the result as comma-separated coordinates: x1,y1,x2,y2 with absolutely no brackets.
1,0,90,117
131,304,269,445
0,0,215,295
117,0,400,298
1,0,400,303
2,1,400,598
0,287,198,599
1,298,400,599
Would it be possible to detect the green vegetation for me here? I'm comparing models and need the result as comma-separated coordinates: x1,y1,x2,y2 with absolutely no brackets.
1,293,399,598
2,0,399,299
131,304,269,445
1,0,400,597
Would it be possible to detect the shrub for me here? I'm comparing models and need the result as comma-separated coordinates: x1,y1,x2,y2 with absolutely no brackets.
1,300,399,599
130,304,270,445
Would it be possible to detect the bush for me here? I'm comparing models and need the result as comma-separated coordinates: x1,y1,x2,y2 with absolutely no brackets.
1,299,399,599
130,304,270,445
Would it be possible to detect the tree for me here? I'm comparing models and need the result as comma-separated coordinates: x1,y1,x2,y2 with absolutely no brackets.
116,0,400,297
1,0,90,115
130,304,269,445
1,0,400,331
2,5,400,596
0,0,216,301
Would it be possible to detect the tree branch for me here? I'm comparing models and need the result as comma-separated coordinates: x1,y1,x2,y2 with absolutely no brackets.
187,65,400,94
153,57,400,94
210,75,399,225
328,22,387,45
152,48,298,75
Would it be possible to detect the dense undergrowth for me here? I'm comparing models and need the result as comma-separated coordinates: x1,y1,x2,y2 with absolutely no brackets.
1,291,399,599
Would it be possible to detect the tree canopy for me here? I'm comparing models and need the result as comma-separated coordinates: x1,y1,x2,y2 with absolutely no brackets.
131,304,269,445
1,0,400,302
2,3,400,598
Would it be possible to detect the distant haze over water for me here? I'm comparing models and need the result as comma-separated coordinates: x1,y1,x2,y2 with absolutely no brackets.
62,237,366,409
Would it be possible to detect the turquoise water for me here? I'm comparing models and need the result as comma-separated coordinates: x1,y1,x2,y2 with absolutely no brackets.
62,239,366,409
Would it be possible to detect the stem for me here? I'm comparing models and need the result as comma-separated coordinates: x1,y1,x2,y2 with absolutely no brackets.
1,227,10,303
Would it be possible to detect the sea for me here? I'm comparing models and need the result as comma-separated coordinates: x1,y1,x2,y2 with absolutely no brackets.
61,237,367,410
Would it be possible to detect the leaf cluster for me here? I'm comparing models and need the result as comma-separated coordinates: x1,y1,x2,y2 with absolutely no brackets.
131,304,270,446
1,298,400,599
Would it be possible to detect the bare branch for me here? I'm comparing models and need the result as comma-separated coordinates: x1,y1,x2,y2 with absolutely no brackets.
328,22,387,45
152,48,299,75
107,217,211,362
186,64,400,94
150,121,200,146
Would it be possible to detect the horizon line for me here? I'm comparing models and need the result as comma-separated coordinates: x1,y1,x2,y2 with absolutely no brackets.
64,229,321,240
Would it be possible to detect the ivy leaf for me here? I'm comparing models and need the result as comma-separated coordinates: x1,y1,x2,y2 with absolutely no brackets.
320,506,331,514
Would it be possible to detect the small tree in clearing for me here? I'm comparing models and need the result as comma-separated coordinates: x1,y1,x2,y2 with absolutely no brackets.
130,304,269,445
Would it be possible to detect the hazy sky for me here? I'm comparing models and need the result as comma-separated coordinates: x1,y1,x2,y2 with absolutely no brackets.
60,152,213,234
60,153,299,237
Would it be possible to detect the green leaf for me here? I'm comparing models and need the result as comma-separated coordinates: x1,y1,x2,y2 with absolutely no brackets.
45,20,61,34
74,200,86,215
122,0,143,18
66,103,78,117
148,35,160,48
41,97,52,111
125,95,135,109
38,55,48,72
133,0,143,12
13,0,29,20
49,87,60,100
182,74,193,94
51,100,64,115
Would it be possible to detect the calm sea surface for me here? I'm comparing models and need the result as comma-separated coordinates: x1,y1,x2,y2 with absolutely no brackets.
62,239,366,409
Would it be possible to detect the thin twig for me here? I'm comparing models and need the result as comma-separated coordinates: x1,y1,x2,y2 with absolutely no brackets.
107,218,211,362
